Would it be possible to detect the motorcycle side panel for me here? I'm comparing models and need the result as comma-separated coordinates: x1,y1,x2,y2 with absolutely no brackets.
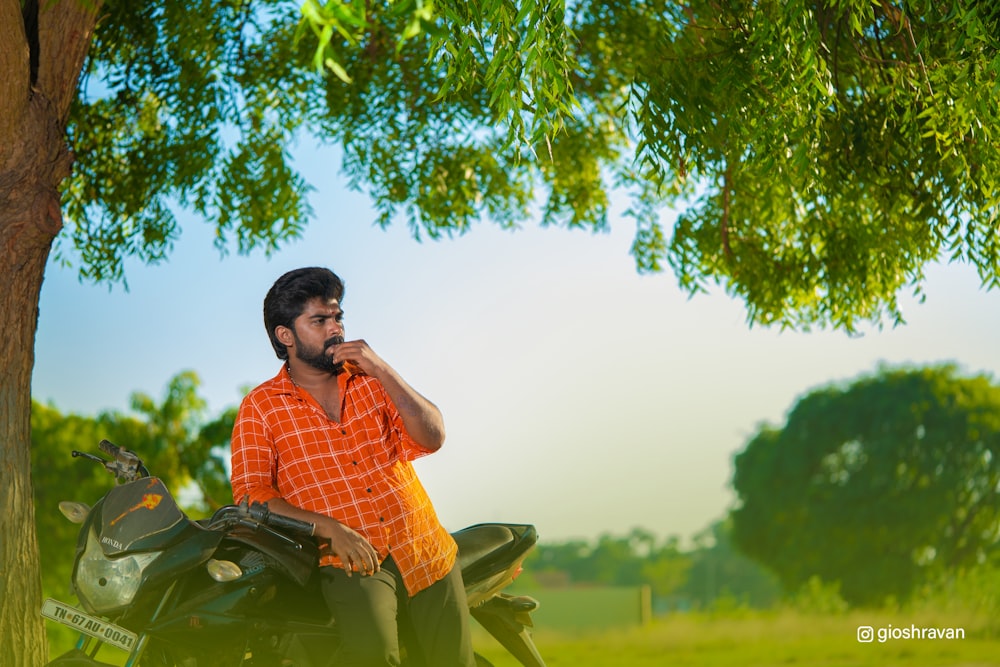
137,570,339,663
222,525,320,587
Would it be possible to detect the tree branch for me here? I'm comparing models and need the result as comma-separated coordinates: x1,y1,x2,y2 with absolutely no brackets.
721,159,734,264
0,0,30,153
37,0,103,127
901,10,933,96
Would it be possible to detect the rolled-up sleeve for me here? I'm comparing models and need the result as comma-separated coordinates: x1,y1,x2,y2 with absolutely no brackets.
373,381,435,462
231,397,281,505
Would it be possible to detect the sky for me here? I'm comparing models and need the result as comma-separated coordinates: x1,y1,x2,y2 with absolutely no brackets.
31,141,1000,547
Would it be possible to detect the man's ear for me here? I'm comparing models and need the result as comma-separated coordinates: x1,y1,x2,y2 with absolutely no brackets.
275,325,295,349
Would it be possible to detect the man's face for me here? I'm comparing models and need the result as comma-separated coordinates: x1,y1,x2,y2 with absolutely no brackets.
289,297,345,374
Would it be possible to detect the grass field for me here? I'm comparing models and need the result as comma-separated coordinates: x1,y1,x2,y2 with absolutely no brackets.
47,590,999,666
471,608,1000,667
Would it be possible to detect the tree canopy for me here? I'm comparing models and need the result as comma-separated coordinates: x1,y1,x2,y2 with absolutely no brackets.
64,0,1000,329
730,364,1000,606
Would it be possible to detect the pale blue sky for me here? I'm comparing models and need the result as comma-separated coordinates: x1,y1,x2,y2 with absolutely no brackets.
32,141,1000,544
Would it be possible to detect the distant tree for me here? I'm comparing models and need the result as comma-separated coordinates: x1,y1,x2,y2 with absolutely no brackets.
731,365,1000,606
584,533,648,585
127,371,235,512
32,372,231,614
639,535,692,602
525,538,592,586
676,520,781,610
524,528,691,600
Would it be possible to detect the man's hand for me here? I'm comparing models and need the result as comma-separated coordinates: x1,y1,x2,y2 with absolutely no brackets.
330,338,383,377
331,338,446,451
315,515,381,577
263,497,381,576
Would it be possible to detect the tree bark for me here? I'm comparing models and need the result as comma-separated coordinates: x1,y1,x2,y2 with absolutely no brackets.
0,167,56,667
0,0,100,663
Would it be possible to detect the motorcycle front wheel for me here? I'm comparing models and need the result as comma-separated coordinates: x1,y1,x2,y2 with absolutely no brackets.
136,640,236,667
44,648,119,666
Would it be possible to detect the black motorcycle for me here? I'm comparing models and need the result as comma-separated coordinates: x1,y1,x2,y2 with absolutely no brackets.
41,440,545,666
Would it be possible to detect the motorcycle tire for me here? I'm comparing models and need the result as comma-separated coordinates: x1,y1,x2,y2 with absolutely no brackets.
44,648,118,666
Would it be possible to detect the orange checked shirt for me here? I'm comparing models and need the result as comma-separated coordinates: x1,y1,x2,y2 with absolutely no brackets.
230,366,457,596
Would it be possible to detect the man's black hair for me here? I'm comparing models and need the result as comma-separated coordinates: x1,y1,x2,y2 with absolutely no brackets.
263,267,345,360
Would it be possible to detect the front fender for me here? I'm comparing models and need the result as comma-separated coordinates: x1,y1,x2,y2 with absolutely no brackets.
45,648,118,667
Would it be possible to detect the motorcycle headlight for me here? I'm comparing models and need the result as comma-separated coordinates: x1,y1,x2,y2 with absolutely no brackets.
75,528,160,614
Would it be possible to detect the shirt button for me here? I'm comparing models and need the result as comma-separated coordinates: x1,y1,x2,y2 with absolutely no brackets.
379,517,385,522
352,461,358,466
340,429,347,435
366,488,372,493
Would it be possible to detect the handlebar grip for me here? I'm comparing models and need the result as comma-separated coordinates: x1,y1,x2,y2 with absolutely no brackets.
242,498,315,537
266,512,315,537
98,439,121,456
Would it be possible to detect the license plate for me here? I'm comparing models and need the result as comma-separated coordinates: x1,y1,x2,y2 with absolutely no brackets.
41,598,138,652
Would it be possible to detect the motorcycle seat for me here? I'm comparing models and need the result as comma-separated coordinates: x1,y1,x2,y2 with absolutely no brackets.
452,523,536,590
452,524,516,572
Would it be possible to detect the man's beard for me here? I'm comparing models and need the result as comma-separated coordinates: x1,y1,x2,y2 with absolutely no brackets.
294,334,345,374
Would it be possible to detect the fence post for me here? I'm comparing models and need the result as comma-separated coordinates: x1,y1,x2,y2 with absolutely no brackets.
639,585,652,626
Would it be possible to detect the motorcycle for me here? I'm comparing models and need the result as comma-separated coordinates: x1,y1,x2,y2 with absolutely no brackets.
41,440,545,666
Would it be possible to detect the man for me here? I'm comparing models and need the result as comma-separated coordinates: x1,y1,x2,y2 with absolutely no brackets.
231,267,475,667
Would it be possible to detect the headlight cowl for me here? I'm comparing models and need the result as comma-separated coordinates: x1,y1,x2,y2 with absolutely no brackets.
75,528,160,615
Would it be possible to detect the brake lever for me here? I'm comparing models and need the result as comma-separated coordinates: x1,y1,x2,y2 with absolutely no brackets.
72,450,121,478
213,499,304,550
72,451,108,464
235,518,304,550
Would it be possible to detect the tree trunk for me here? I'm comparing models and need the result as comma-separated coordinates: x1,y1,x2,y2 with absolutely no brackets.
0,0,100,663
0,89,68,665
0,184,57,667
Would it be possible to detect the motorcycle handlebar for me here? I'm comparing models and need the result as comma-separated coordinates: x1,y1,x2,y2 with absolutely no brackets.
265,511,316,538
240,497,315,538
72,441,149,483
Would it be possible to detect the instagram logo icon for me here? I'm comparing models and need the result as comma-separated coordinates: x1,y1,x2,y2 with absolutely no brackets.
857,626,875,643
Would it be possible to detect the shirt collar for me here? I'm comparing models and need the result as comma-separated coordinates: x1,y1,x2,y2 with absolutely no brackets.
267,363,354,398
